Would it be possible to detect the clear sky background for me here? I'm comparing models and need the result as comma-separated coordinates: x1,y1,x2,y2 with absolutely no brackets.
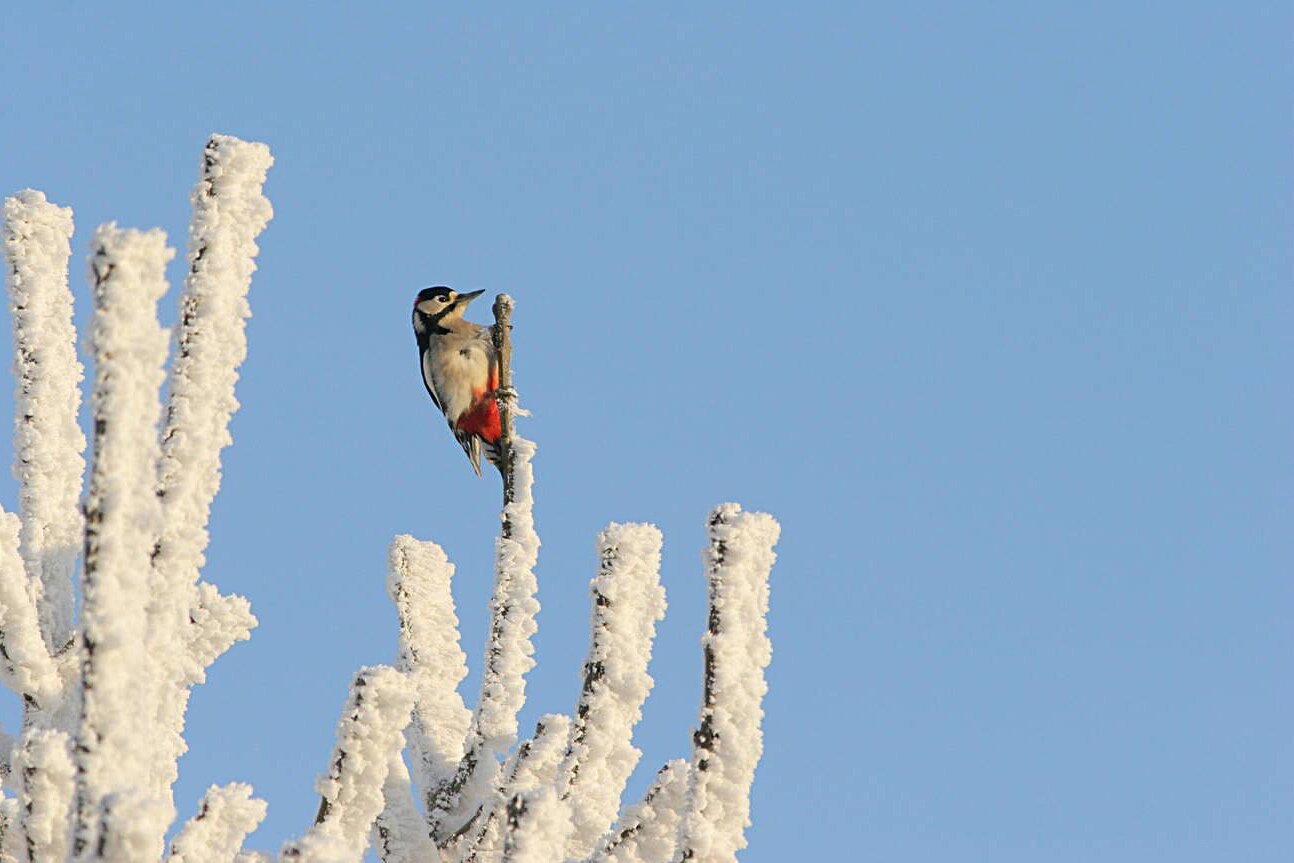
1,4,1290,861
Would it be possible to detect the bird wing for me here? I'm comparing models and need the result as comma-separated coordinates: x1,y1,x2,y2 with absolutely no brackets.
420,348,444,413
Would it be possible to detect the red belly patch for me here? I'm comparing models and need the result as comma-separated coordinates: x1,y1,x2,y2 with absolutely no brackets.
455,392,501,443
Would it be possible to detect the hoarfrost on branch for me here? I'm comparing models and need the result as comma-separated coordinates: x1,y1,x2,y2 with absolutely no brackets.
0,135,780,862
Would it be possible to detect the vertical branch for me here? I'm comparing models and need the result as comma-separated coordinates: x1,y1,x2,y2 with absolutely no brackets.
500,788,572,863
167,784,267,863
591,760,690,863
428,296,540,843
673,505,779,863
1,190,84,658
386,537,470,801
149,133,273,813
559,523,667,858
292,666,414,862
491,294,515,510
73,224,174,862
14,728,75,863
371,753,438,863
0,796,20,862
456,714,571,863
0,511,59,710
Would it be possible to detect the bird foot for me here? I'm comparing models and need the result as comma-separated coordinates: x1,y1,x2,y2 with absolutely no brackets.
493,386,518,404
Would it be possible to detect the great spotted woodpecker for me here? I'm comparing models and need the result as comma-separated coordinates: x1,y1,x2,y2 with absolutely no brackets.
411,286,502,476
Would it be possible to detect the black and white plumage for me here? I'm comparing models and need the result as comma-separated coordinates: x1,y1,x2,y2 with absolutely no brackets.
411,286,502,476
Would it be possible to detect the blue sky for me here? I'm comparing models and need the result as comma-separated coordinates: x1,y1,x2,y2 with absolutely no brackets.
1,4,1290,860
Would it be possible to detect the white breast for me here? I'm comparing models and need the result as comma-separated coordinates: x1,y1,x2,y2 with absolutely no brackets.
428,330,490,422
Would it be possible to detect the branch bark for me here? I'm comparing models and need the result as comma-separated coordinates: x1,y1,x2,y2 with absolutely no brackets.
491,294,515,509
673,505,779,863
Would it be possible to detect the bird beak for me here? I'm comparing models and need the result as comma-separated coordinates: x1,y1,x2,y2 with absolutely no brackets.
456,289,486,306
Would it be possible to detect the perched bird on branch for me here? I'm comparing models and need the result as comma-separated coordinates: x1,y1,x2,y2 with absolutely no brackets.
412,286,502,476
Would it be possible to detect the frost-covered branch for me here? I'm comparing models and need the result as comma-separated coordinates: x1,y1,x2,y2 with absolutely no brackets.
0,511,60,709
13,728,75,863
500,787,572,863
183,583,256,681
0,796,21,861
288,667,415,862
1,190,84,656
167,784,267,863
386,537,470,802
427,431,539,840
148,134,272,817
559,523,666,858
427,300,540,842
591,760,689,863
455,714,571,863
472,296,538,767
73,224,173,862
673,504,779,863
372,754,438,863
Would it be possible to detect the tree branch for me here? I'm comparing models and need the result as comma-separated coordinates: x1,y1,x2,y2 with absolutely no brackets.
1,190,84,656
673,505,779,863
491,294,515,508
558,523,666,858
73,225,174,862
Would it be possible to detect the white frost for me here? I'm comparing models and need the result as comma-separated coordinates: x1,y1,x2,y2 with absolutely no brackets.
289,666,415,862
1,190,85,653
673,504,779,863
475,435,541,751
13,728,75,863
458,713,572,862
74,224,174,862
591,760,689,863
561,523,666,858
183,582,257,684
150,134,272,821
0,510,60,706
500,787,572,863
372,753,440,863
433,435,541,838
387,536,470,793
1,795,22,862
167,783,267,863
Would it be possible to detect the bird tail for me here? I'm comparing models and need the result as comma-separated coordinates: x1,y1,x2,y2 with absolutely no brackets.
483,438,504,477
455,430,483,477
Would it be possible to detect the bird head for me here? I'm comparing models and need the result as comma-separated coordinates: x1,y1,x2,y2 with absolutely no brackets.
412,287,486,329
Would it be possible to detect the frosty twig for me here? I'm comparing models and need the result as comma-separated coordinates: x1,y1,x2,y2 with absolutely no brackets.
75,224,174,861
559,523,666,858
427,299,541,845
673,504,779,863
291,667,415,861
0,511,60,709
149,134,272,820
591,759,690,863
14,728,75,863
167,784,267,863
387,536,471,799
2,190,84,657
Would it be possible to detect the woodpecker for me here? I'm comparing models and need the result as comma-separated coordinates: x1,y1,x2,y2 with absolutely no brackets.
411,286,502,476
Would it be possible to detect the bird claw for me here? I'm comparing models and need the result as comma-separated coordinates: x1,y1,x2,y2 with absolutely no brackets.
493,386,518,403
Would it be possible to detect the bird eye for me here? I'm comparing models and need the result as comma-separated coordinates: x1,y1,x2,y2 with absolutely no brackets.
438,295,450,304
